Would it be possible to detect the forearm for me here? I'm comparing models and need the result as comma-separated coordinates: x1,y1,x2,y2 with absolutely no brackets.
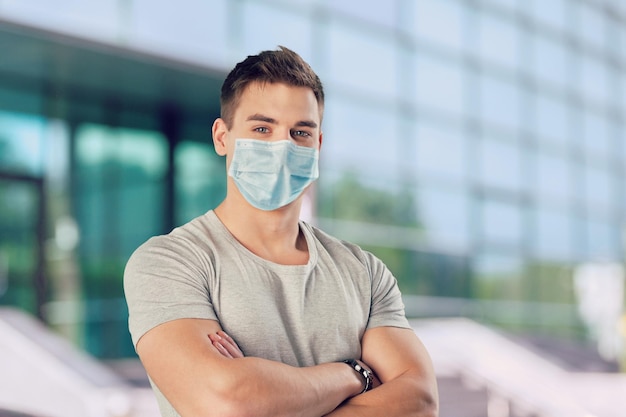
324,371,438,417
169,356,362,417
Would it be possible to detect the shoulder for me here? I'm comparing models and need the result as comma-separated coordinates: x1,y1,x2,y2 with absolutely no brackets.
126,211,222,274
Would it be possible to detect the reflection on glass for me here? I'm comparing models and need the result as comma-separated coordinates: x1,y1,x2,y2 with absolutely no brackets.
129,0,228,64
75,123,167,259
326,21,395,98
480,73,521,130
473,252,523,300
534,92,569,146
534,207,573,261
324,0,396,27
0,180,39,314
584,165,614,215
476,135,524,191
586,217,618,260
175,141,226,225
415,121,467,181
415,54,466,115
535,151,572,204
413,0,466,52
582,110,611,158
579,53,610,104
576,1,607,50
243,2,312,63
531,0,568,32
1,0,119,40
532,34,570,90
417,185,469,248
481,199,523,245
0,111,46,175
476,11,520,69
322,96,398,178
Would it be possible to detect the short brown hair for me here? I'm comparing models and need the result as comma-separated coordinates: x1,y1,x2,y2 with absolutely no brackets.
220,46,325,128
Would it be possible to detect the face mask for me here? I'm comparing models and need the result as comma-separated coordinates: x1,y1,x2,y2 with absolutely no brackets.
228,138,319,211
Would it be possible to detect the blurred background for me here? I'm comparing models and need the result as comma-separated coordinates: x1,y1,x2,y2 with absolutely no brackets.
1,0,625,416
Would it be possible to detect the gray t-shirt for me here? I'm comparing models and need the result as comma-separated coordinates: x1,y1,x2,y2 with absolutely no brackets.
124,210,410,416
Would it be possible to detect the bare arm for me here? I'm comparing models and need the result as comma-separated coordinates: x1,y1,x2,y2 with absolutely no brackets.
325,326,439,417
136,318,363,417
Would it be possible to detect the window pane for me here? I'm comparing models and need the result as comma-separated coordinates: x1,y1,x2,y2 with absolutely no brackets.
413,0,466,52
1,0,119,41
476,12,520,69
533,207,573,261
532,34,570,90
323,96,398,178
476,136,525,191
480,74,521,130
0,110,46,176
326,22,395,98
531,0,568,32
579,53,610,105
415,121,467,181
473,252,524,300
175,141,226,225
417,185,469,248
0,180,40,314
75,123,168,260
324,0,396,27
534,151,572,204
481,199,523,245
584,165,614,215
242,3,312,64
415,54,466,115
576,1,608,51
534,93,569,147
582,110,611,159
586,217,619,260
129,0,228,65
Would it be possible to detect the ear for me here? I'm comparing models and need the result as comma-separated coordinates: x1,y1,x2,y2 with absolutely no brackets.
212,118,229,156
318,131,323,151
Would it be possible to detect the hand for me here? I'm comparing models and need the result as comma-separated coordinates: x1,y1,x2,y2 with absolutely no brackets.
208,330,244,359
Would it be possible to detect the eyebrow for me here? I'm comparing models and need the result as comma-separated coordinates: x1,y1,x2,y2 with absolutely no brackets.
246,113,318,129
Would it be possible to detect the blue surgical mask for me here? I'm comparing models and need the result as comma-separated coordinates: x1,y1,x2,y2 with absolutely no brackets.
228,138,319,211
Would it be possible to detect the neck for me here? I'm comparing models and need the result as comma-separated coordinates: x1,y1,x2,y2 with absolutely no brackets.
214,197,309,265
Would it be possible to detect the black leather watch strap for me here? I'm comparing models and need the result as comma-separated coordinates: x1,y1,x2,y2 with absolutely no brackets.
341,359,372,394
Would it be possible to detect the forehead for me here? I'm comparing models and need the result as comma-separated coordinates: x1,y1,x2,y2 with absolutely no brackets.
233,81,321,123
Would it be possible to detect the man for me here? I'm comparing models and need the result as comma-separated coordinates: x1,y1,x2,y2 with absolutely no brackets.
124,46,438,417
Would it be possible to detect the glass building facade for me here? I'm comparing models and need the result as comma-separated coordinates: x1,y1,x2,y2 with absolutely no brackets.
1,0,624,358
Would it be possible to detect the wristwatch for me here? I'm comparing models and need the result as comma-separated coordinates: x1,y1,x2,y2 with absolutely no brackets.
341,359,372,394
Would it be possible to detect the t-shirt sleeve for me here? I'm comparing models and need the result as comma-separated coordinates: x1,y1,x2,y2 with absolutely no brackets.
123,235,218,349
364,251,411,330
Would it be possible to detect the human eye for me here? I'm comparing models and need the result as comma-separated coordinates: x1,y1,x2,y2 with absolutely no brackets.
291,130,311,139
253,126,270,134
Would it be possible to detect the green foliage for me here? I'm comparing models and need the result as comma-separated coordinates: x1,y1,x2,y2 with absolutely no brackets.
319,171,421,228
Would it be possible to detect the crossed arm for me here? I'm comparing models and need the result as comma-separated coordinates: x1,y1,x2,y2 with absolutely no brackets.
137,318,438,417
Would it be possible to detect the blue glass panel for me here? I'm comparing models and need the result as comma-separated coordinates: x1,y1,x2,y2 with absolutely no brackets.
0,110,46,176
129,0,229,65
326,21,395,98
413,0,466,52
241,2,313,63
415,54,466,115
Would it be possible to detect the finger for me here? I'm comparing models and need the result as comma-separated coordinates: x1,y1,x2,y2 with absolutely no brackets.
217,331,244,358
212,340,233,358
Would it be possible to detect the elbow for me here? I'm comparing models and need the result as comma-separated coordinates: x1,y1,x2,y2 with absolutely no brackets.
183,398,254,417
414,381,439,417
180,378,260,417
415,390,438,417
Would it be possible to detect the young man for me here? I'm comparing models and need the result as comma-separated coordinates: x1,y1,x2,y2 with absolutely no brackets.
124,46,438,417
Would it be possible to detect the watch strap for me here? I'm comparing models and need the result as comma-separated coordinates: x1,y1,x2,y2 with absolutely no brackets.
341,359,372,394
